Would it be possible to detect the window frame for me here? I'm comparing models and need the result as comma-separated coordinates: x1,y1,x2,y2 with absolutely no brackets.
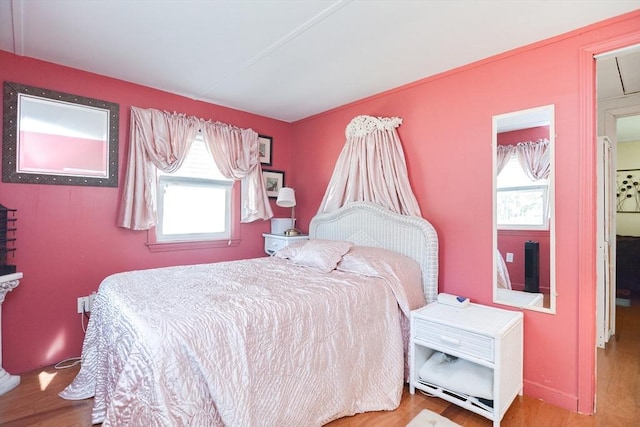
496,155,550,231
146,136,241,252
155,174,233,243
496,184,550,230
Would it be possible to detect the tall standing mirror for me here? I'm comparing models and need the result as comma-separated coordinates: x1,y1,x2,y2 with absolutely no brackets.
493,105,556,313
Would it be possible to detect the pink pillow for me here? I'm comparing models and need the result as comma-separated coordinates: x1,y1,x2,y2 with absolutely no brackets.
337,246,420,278
337,245,425,315
290,239,353,273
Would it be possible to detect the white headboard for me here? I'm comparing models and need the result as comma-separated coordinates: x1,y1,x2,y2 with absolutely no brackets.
309,202,439,303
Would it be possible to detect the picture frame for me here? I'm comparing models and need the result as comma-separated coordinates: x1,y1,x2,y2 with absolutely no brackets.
263,169,285,198
616,169,640,213
258,135,273,166
3,81,119,187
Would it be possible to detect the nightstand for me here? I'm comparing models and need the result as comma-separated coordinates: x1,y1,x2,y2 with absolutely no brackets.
409,302,523,426
262,233,308,255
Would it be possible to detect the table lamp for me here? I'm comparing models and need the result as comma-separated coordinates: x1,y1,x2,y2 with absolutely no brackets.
276,187,301,236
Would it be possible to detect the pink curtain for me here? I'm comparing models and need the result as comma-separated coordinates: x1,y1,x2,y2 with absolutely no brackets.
516,139,550,180
201,123,272,223
497,139,550,179
118,107,272,230
496,144,516,175
317,115,421,217
496,138,551,221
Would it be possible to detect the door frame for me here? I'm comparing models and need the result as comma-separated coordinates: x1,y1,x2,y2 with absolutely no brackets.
578,31,640,415
599,105,640,348
596,135,615,349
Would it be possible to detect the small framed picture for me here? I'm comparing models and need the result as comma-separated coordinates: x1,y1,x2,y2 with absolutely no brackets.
263,169,285,198
258,135,273,165
616,169,640,213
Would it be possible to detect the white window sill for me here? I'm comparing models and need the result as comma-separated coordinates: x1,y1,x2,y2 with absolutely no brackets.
146,238,241,253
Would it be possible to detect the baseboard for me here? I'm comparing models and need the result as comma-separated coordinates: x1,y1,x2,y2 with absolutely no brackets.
523,379,580,413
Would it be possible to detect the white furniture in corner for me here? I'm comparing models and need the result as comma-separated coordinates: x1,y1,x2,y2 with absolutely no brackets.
0,272,22,396
410,301,523,427
262,233,308,255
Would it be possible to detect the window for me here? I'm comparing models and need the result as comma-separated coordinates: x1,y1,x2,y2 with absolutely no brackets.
497,155,549,230
156,136,233,242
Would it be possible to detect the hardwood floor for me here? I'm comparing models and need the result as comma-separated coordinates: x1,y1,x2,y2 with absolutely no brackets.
593,296,640,427
1,299,637,426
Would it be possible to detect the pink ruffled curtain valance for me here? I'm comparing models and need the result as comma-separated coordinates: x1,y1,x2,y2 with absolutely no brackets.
118,107,272,230
317,115,421,217
516,139,551,181
497,139,550,179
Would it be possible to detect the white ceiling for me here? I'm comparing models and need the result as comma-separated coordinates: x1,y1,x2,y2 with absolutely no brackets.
597,46,640,143
1,0,638,123
615,114,640,143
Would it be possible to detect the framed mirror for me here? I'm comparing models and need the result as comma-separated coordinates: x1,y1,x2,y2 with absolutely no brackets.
492,104,556,313
2,81,119,187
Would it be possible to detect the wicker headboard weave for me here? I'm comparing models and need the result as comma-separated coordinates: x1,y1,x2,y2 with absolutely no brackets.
309,202,439,304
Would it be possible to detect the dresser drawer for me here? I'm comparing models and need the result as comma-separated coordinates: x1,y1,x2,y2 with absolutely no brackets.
264,237,287,254
263,234,309,255
414,317,494,362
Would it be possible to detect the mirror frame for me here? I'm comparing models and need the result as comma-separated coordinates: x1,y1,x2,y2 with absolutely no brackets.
492,104,556,314
2,81,119,187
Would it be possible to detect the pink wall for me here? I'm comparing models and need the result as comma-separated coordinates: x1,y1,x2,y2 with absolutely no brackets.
19,131,106,176
0,51,294,373
498,230,551,292
290,11,640,413
498,126,550,145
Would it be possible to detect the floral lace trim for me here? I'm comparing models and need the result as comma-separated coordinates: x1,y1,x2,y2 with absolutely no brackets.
345,115,403,138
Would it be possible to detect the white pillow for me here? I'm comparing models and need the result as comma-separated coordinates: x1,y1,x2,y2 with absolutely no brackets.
419,351,494,399
290,239,352,273
272,240,307,259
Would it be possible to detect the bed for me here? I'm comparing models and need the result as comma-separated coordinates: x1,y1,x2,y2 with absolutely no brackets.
496,250,512,290
496,288,543,308
495,250,543,307
59,202,439,426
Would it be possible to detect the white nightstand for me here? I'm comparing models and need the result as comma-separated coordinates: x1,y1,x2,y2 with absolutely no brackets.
409,302,523,426
262,233,308,255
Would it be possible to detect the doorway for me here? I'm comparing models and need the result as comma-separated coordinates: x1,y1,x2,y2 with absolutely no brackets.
595,45,640,348
594,45,640,416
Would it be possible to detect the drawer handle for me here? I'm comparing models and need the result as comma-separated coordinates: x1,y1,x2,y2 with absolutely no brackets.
439,335,462,346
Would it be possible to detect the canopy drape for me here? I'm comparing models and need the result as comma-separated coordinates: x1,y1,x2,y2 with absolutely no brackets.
118,107,272,230
317,115,421,217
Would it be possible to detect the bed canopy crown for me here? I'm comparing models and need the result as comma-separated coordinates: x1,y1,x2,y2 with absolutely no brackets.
317,114,422,217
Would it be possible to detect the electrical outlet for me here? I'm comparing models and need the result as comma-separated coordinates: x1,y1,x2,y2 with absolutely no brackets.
506,252,514,263
77,292,97,313
77,296,89,314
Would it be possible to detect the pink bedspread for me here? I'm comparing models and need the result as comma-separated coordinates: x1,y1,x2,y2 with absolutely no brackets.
60,256,424,426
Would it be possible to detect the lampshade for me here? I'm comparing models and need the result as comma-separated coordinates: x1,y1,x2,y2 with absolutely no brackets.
276,187,296,208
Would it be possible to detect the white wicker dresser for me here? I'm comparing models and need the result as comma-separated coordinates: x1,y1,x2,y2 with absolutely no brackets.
409,302,523,426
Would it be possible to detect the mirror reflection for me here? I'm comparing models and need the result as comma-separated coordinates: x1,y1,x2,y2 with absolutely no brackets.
2,81,119,187
493,105,556,313
18,95,110,177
